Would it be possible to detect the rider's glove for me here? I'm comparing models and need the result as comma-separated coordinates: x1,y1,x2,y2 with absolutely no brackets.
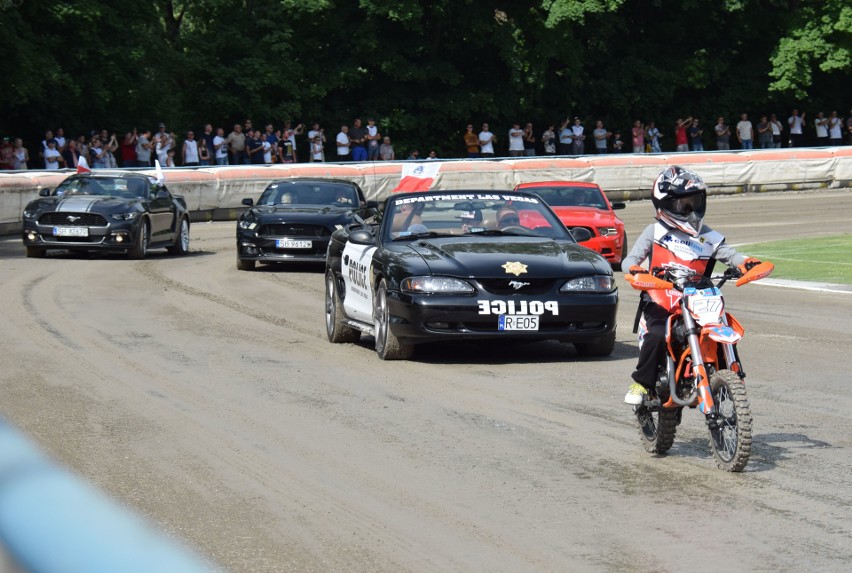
738,258,762,274
627,265,645,275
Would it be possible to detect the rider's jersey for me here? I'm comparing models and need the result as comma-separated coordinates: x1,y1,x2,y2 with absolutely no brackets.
623,221,747,311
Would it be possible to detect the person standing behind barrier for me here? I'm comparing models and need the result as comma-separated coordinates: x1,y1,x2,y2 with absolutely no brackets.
380,136,395,160
12,138,29,169
736,113,754,149
155,132,173,166
200,124,216,166
674,117,691,151
846,109,852,145
213,127,228,165
136,129,152,167
61,139,79,168
572,118,586,155
464,124,480,158
308,123,326,162
558,118,572,154
366,118,381,161
788,109,806,147
226,124,247,165
523,123,536,156
757,116,773,149
828,111,843,146
336,125,351,161
120,131,138,167
508,122,524,157
645,121,662,153
612,131,625,152
349,118,368,162
769,114,783,148
631,120,645,153
814,112,829,145
541,124,556,155
44,139,64,170
593,120,611,154
714,117,731,150
283,121,303,162
182,130,200,166
688,119,704,151
479,123,496,157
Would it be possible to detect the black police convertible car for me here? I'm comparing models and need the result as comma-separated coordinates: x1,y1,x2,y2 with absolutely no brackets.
21,172,190,259
236,178,377,270
324,189,619,360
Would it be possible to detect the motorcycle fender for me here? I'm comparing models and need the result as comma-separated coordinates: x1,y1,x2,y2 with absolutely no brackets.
703,324,742,344
726,312,745,337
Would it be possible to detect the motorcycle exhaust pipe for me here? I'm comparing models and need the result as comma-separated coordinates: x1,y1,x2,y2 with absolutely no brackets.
667,354,698,406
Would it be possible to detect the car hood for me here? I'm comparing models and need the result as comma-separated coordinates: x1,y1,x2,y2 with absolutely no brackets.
249,205,356,225
396,236,610,278
550,206,620,228
27,195,142,214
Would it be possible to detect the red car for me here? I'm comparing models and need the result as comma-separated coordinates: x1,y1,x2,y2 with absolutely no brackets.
514,181,627,269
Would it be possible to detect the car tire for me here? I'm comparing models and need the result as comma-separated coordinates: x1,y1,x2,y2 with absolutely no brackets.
374,279,413,360
325,270,361,343
236,257,255,271
574,331,616,357
612,232,628,271
25,246,46,258
167,217,190,255
128,219,149,260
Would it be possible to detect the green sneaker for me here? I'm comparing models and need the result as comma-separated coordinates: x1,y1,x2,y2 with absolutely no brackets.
624,382,648,405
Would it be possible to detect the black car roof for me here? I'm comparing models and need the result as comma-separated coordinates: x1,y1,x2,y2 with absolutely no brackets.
265,178,362,189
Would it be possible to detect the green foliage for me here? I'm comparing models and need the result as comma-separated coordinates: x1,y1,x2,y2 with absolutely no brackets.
1,0,851,155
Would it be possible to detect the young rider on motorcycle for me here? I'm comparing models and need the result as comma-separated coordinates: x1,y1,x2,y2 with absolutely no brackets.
622,166,763,405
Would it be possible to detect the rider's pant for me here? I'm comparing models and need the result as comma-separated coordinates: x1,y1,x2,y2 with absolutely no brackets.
633,302,670,389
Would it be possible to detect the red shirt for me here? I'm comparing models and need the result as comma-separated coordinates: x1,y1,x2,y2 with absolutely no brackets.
675,126,688,146
120,142,137,162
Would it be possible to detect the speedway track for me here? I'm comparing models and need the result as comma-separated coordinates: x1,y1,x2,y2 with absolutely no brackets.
1,190,851,572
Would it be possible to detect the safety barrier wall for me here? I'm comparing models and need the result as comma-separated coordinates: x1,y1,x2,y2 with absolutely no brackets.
2,147,852,234
0,418,218,573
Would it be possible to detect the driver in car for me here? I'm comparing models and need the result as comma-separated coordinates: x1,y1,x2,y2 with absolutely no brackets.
496,206,521,229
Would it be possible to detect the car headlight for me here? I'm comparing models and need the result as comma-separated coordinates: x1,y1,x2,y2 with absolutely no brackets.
23,208,38,220
560,275,614,293
401,276,475,294
111,212,139,221
597,227,618,237
238,219,257,230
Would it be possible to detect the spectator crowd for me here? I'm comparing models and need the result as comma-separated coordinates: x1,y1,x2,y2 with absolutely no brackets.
3,108,852,171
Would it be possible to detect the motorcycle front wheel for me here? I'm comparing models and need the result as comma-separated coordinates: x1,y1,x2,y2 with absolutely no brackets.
709,370,752,472
636,404,679,454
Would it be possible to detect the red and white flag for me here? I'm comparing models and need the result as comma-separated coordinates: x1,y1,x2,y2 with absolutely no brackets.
76,156,91,173
392,162,441,192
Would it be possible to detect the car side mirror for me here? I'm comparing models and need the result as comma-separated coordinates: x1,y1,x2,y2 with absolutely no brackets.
156,189,170,199
39,188,51,197
611,202,626,210
365,200,379,209
348,229,375,245
242,198,254,206
569,227,592,243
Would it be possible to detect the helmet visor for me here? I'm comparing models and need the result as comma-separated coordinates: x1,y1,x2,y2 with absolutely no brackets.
668,194,705,217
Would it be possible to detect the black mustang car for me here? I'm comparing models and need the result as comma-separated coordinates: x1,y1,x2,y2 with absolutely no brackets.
21,172,190,259
324,189,619,360
236,178,377,270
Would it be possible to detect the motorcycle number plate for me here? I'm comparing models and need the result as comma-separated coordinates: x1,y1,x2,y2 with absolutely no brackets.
498,315,539,331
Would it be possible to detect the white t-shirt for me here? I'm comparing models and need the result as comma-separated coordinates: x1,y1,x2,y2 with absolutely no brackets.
183,140,199,163
736,121,753,140
572,125,585,140
479,131,495,154
213,135,227,159
788,116,805,134
367,125,379,148
508,128,524,151
770,121,782,136
829,117,843,139
54,136,66,149
262,141,272,164
44,148,62,170
336,132,350,156
815,117,829,138
559,128,572,144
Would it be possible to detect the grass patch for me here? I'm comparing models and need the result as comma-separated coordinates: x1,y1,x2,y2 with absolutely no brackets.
742,234,852,285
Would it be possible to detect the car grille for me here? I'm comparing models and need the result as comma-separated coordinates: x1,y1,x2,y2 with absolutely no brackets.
260,224,330,237
39,212,108,226
477,278,556,295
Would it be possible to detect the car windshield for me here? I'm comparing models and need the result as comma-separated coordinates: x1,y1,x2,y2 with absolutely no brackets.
527,186,608,209
385,192,572,241
54,177,151,199
258,182,359,207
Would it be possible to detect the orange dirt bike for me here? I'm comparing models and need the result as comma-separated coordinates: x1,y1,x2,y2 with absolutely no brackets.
626,260,774,471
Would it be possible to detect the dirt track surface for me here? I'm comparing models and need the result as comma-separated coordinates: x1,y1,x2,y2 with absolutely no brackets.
2,190,852,572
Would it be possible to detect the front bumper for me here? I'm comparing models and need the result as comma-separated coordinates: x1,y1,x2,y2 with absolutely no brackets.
581,235,624,263
236,235,331,263
22,220,137,252
385,289,618,345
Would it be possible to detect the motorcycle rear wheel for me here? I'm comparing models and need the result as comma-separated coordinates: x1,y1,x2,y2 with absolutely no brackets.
709,370,752,472
636,404,679,454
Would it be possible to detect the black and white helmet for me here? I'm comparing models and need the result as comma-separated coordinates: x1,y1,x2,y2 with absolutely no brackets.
652,166,707,236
